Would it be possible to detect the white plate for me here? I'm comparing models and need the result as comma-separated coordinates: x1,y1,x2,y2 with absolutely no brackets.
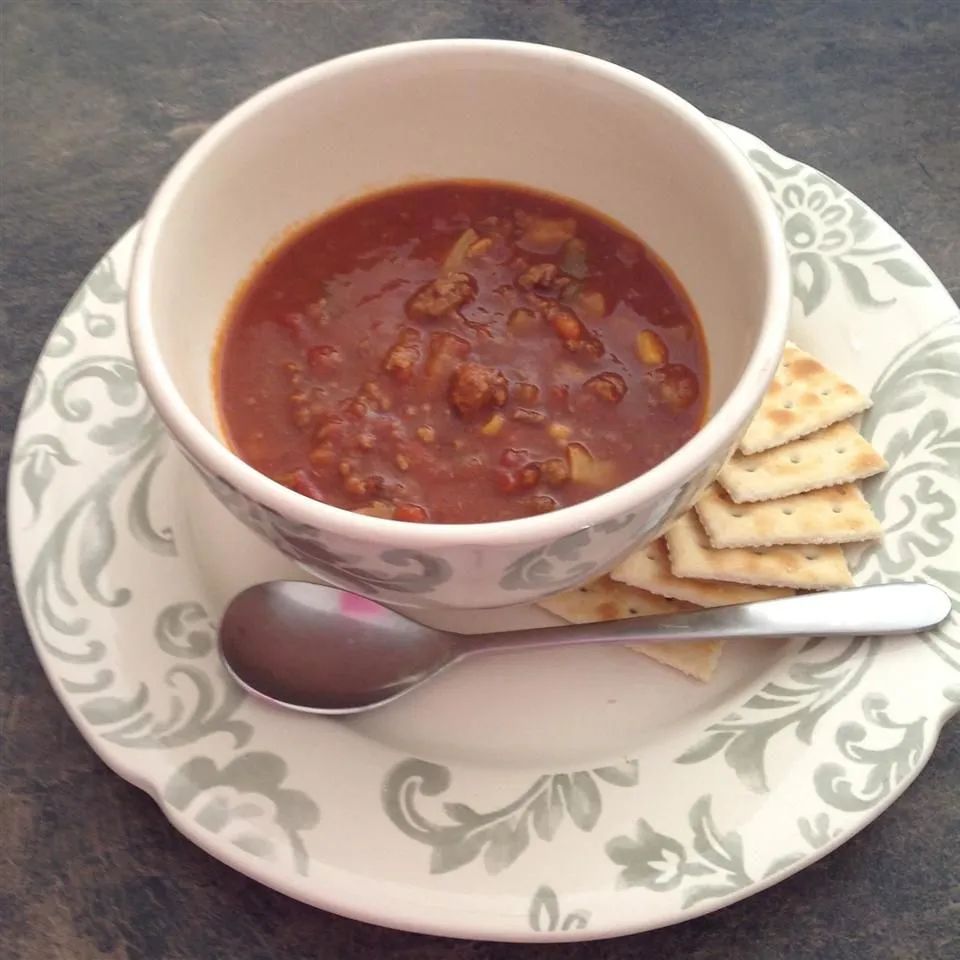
9,125,959,942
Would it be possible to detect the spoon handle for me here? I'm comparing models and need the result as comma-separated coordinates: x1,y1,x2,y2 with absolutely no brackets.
465,583,952,655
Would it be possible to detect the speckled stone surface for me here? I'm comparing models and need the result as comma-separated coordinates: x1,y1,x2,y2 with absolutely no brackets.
2,1,958,957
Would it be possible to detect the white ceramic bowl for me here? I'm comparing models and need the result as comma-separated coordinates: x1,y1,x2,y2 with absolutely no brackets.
128,39,790,610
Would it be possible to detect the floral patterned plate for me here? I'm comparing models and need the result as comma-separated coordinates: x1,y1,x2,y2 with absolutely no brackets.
9,124,959,942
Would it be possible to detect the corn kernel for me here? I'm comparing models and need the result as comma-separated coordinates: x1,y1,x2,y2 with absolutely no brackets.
636,330,667,365
480,413,505,436
467,236,494,258
578,291,606,316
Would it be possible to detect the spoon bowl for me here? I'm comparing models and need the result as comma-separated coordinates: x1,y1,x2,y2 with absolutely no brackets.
220,581,459,712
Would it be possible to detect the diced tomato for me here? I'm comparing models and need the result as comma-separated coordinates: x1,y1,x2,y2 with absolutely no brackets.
393,503,429,523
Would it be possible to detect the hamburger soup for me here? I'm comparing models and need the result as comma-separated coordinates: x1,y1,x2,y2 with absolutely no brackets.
216,181,708,523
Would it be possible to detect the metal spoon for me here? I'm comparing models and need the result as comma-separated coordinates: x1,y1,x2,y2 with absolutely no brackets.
218,580,951,715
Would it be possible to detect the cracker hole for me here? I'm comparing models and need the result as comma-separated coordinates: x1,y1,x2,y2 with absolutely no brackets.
789,456,801,464
821,389,832,396
782,508,794,516
835,447,847,454
731,511,744,518
832,506,843,514
783,401,794,410
752,550,764,556
745,467,757,473
629,608,638,615
803,553,818,561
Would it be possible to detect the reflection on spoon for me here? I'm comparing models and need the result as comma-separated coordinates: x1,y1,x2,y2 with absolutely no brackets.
218,580,951,715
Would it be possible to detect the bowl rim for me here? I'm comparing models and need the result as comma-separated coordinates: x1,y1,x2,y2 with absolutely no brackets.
128,37,791,548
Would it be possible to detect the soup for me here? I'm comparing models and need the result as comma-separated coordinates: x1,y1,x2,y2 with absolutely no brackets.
216,181,708,523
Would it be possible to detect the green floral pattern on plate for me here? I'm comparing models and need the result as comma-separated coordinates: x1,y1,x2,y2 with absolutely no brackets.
605,686,946,912
10,233,321,878
750,149,931,315
164,752,319,875
674,636,880,792
383,758,638,874
527,885,591,933
607,795,751,908
814,694,927,812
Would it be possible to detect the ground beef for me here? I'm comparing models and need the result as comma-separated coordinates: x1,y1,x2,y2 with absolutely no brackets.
449,362,508,416
383,327,422,381
407,273,476,321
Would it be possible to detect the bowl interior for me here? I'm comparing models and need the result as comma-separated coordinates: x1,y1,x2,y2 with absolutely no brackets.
142,42,775,465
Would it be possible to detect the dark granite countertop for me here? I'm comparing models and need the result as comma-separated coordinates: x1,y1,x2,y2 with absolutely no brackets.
2,2,958,958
